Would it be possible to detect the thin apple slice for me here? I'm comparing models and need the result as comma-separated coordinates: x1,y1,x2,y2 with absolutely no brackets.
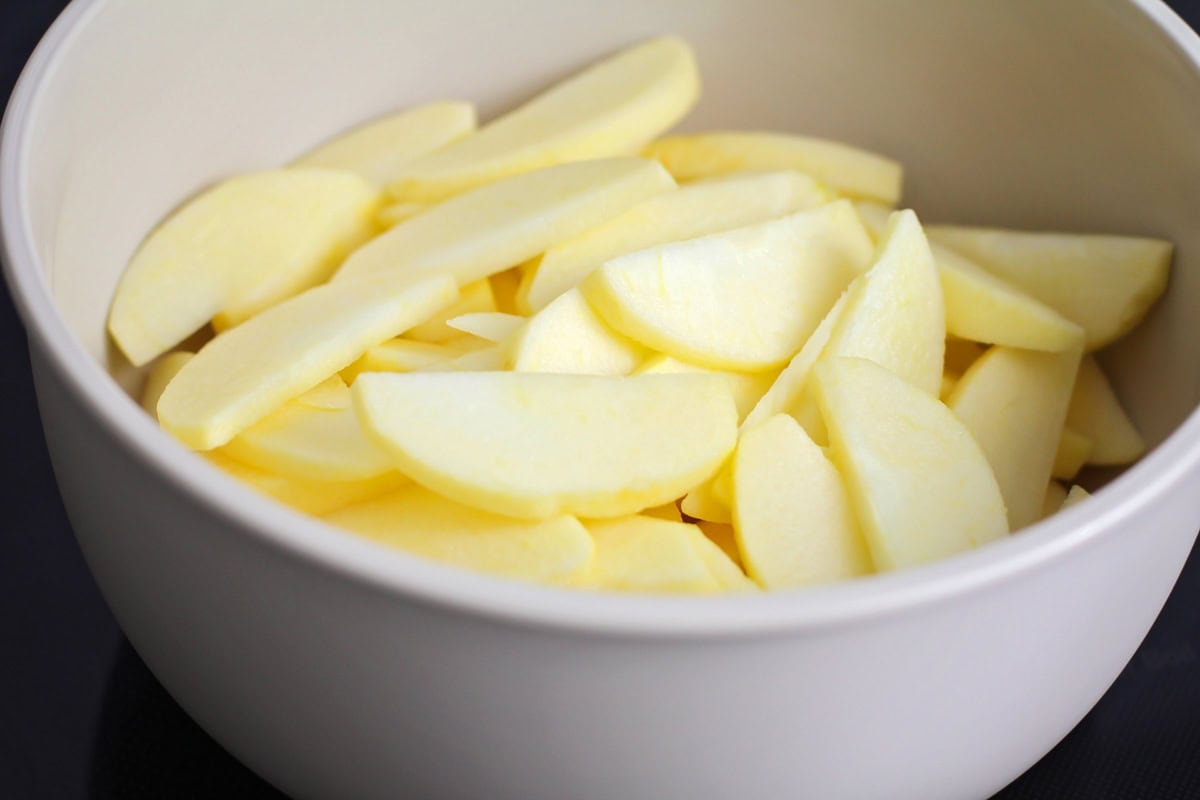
634,354,776,422
1066,355,1146,465
507,288,644,375
1052,428,1093,481
577,517,729,593
205,452,407,516
294,101,477,186
405,278,496,343
812,357,1008,570
948,345,1081,530
732,413,871,588
337,158,674,286
644,131,902,204
518,170,828,312
926,225,1172,349
445,312,526,343
141,352,193,418
159,273,456,450
354,372,737,519
581,201,873,371
109,169,379,365
325,485,592,584
389,37,698,201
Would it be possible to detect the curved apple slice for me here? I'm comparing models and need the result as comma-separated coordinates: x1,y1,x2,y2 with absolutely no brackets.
577,516,742,594
1065,355,1146,465
508,289,644,375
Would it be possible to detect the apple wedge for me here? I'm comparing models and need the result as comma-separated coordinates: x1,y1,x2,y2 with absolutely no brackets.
644,131,902,204
507,288,644,375
109,169,379,365
445,312,526,343
325,485,593,583
577,516,737,593
336,157,674,286
159,273,457,450
732,413,871,588
294,101,477,186
353,372,737,519
205,452,407,517
948,345,1082,530
1065,355,1146,465
518,170,828,312
812,357,1008,570
581,201,873,371
388,36,698,201
926,225,1172,349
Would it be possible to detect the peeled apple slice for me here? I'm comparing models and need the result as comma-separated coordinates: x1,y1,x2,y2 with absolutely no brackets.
507,288,644,375
158,273,456,450
140,352,193,418
446,312,526,343
926,225,1172,349
634,354,776,422
1065,355,1146,465
353,372,737,519
109,169,379,365
582,201,874,371
337,158,674,286
518,169,828,312
948,345,1081,530
812,357,1008,570
732,413,871,588
644,131,902,204
205,452,407,517
388,36,699,201
325,485,593,584
294,101,477,186
576,516,727,593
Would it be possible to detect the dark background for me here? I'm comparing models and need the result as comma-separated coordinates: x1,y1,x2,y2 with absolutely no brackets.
3,2,1200,798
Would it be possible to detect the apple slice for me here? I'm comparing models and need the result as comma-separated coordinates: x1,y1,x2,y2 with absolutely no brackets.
644,131,902,204
388,37,698,201
109,169,379,365
518,170,828,312
732,413,871,588
158,273,456,450
205,452,407,516
812,357,1008,570
1052,428,1093,481
577,516,734,593
293,376,351,411
926,225,1172,349
581,201,873,371
325,485,593,584
948,345,1082,530
634,354,776,422
337,157,674,286
354,372,737,519
1065,355,1146,465
507,288,644,375
294,101,477,186
680,479,731,524
445,312,526,343
140,352,193,418
342,338,483,382
405,279,496,343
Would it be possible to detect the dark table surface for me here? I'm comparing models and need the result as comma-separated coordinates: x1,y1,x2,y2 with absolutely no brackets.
4,2,1200,798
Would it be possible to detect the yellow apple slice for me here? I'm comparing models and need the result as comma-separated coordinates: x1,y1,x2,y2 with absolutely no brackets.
644,131,902,204
295,101,477,186
1052,428,1093,481
507,288,644,375
948,345,1082,530
205,452,407,516
437,344,507,372
680,479,731,524
337,158,674,286
518,170,829,312
141,352,193,418
378,201,431,228
445,312,526,343
293,375,351,411
158,273,456,450
576,516,725,594
634,354,776,422
109,169,380,365
325,485,592,584
812,357,1008,570
1065,355,1146,465
691,533,758,592
732,413,871,588
926,225,1172,349
388,37,698,201
581,201,873,371
405,279,496,343
354,372,737,519
1042,481,1069,519
1062,485,1091,508
853,200,893,239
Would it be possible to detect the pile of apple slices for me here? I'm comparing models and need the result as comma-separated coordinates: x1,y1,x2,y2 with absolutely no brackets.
115,36,1170,594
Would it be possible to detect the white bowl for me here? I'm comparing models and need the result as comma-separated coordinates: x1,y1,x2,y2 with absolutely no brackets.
4,1,1200,798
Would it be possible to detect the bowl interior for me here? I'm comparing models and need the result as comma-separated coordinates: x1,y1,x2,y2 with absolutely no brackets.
11,0,1200,454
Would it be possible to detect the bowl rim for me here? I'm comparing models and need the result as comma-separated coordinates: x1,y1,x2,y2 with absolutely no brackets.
3,0,1199,639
